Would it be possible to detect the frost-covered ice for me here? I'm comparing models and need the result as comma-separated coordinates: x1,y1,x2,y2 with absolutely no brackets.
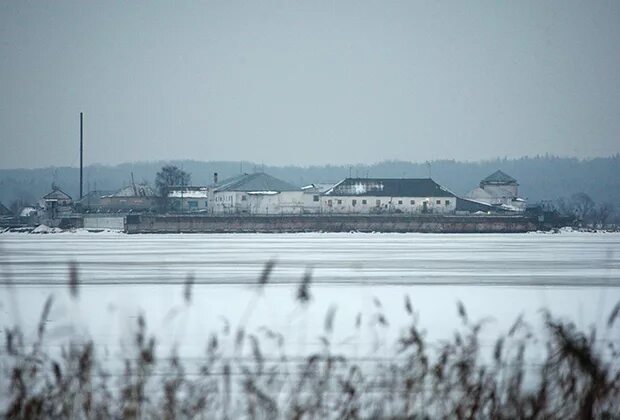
2,231,619,286
31,224,64,234
0,232,619,365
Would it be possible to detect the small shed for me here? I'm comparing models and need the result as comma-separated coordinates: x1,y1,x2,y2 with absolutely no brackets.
168,187,209,212
39,187,73,218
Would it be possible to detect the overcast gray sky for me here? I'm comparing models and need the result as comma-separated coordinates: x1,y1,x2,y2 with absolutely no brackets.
1,1,619,169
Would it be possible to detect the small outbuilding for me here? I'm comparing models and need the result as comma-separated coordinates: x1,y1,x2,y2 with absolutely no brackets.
100,184,158,212
168,186,209,212
39,187,73,219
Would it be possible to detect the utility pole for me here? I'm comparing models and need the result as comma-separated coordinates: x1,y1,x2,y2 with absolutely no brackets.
80,112,84,199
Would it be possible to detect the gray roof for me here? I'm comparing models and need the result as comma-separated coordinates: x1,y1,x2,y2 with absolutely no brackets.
42,188,72,200
76,190,115,205
214,173,299,192
110,184,156,197
481,170,517,185
324,178,455,197
456,197,509,213
301,183,337,194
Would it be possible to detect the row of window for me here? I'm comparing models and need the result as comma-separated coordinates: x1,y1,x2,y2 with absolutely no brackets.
185,201,208,209
326,199,451,207
215,195,233,202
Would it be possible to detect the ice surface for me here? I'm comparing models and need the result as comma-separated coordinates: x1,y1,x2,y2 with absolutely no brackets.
0,232,618,370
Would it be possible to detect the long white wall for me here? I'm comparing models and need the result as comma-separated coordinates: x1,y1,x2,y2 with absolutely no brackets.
210,191,457,215
211,191,309,215
83,216,125,230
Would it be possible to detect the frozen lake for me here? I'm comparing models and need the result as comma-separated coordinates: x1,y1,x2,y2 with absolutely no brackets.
2,231,619,286
1,231,619,363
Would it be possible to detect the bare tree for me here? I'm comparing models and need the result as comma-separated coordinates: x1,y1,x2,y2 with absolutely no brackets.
9,198,32,216
570,192,595,223
594,202,615,227
155,165,191,211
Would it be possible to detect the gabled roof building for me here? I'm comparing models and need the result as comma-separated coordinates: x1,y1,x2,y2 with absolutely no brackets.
38,187,73,217
209,173,305,214
99,184,158,212
212,172,299,193
321,178,456,214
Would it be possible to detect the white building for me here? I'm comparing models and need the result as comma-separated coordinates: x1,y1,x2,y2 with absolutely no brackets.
168,187,209,212
209,173,306,215
465,170,526,212
39,187,73,219
301,183,335,214
321,178,457,214
100,184,158,212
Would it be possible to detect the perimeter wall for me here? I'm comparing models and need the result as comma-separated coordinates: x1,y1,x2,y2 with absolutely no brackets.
125,214,539,234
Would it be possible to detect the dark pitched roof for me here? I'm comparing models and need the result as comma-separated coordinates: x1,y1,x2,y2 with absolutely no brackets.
324,178,455,197
42,188,72,200
455,197,509,213
0,202,12,216
110,184,156,197
75,190,115,205
214,173,299,192
481,170,517,185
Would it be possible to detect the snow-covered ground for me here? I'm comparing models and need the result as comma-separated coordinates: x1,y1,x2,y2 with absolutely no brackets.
1,232,619,365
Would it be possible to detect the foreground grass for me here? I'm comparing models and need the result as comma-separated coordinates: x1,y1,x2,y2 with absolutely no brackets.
2,263,619,419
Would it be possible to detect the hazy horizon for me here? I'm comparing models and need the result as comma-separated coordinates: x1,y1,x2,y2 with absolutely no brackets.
2,1,619,169
1,153,619,172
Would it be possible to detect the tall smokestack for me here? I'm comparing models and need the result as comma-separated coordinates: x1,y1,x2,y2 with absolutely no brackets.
80,112,83,199
214,172,218,184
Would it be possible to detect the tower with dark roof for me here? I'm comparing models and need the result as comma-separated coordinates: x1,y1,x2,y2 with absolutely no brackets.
465,170,525,211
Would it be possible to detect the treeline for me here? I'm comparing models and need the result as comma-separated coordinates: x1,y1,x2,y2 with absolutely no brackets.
1,155,619,217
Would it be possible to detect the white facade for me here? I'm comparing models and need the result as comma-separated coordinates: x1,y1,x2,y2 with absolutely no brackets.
320,178,457,215
206,175,460,216
465,171,526,212
168,188,209,212
210,191,308,215
465,187,526,210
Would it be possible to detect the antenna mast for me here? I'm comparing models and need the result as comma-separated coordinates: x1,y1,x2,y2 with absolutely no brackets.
80,112,84,199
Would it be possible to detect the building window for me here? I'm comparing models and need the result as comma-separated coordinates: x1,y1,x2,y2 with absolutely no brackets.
398,200,403,205
362,199,367,205
445,200,450,206
188,201,198,209
376,200,381,207
327,200,332,206
436,200,441,205
313,195,319,202
337,199,342,205
410,200,415,205
352,199,357,206
205,201,208,207
241,195,247,201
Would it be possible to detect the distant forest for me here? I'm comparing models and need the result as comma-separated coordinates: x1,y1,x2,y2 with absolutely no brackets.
1,155,619,214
